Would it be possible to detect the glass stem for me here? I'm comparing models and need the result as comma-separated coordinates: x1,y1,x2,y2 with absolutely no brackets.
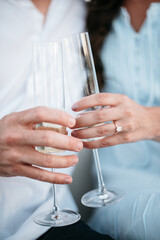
51,169,59,212
93,149,107,193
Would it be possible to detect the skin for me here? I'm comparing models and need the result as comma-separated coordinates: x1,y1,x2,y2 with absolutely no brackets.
0,0,83,184
71,0,160,149
124,0,160,32
0,107,83,183
31,0,51,18
71,94,160,148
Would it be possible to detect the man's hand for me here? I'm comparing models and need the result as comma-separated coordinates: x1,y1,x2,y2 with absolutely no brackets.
0,106,83,184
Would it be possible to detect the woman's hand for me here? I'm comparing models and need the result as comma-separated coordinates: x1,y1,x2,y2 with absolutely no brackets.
0,106,83,184
71,93,160,149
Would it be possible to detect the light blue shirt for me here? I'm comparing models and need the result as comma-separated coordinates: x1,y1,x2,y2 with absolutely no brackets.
89,3,160,240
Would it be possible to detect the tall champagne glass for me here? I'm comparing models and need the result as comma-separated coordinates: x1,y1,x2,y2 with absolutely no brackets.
62,32,124,207
33,42,80,226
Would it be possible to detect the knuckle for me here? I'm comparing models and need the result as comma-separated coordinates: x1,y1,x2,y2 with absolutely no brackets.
37,172,44,182
51,174,59,184
96,110,105,122
90,141,97,148
2,112,17,123
0,168,10,177
35,169,47,182
11,112,18,122
120,94,128,103
127,121,135,132
57,110,64,121
42,132,53,146
101,139,111,147
0,118,21,147
97,125,107,135
1,114,10,125
123,133,131,142
3,132,16,146
44,154,53,167
125,108,133,118
9,164,20,176
96,93,105,105
10,149,21,162
83,141,94,149
101,140,108,147
35,106,45,122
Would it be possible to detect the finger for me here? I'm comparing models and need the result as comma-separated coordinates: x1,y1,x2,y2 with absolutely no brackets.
74,107,122,128
21,130,83,152
113,120,134,134
21,148,79,168
83,133,126,149
72,123,115,139
16,106,76,128
19,164,73,184
72,93,124,111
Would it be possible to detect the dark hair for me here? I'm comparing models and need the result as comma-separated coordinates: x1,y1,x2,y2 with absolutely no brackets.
86,0,125,89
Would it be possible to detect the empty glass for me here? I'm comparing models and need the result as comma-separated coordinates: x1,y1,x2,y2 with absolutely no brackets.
62,32,124,207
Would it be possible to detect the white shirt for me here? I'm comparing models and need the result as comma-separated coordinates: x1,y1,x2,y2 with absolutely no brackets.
0,0,86,239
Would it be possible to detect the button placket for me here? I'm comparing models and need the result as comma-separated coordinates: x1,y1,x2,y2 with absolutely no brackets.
133,36,141,83
134,35,148,103
32,12,44,41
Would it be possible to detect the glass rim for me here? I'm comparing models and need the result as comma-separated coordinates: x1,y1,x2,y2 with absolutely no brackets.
60,31,89,41
33,32,89,46
33,41,60,47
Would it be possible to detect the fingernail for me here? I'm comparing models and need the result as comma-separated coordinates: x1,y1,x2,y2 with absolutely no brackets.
72,157,78,165
69,118,76,127
72,103,78,111
65,178,72,184
76,142,83,151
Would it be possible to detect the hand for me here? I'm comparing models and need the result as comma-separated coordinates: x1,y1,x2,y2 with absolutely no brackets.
71,93,156,148
0,106,83,184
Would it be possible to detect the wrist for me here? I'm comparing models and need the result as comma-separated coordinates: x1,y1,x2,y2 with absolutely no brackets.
146,106,160,141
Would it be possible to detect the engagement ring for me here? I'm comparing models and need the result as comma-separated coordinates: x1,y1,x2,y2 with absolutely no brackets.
114,121,122,134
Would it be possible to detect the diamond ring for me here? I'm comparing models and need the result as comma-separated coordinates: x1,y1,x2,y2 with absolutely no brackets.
114,121,123,134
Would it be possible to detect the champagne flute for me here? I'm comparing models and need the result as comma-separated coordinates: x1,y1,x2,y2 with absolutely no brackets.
33,42,80,226
62,32,124,207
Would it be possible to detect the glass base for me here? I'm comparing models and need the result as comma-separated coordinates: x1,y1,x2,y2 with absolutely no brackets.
81,188,124,208
34,209,81,227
